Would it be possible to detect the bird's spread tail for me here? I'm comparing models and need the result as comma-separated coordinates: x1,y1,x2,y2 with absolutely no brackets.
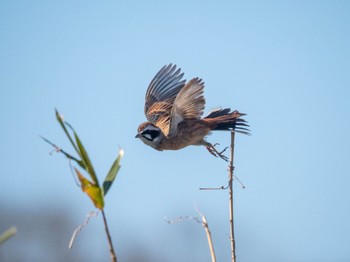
204,108,250,135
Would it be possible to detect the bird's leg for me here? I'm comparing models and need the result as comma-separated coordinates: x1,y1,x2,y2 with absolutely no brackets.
206,143,229,162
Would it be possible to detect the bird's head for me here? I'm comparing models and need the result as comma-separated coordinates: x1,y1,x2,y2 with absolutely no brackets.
135,122,164,149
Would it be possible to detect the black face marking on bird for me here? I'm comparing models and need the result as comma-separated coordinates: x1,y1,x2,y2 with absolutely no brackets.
141,128,160,141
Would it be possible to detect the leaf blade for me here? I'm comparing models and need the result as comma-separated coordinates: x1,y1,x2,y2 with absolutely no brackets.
103,148,124,196
55,109,80,156
74,132,98,185
75,168,104,209
0,227,17,245
40,135,85,169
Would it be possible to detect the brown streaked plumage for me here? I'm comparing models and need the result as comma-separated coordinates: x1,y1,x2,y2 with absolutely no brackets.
136,64,249,161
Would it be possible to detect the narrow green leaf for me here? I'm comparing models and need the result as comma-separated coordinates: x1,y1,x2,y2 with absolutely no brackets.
73,132,98,185
103,148,124,196
40,135,86,170
0,227,17,245
75,168,104,209
61,116,98,184
55,109,80,156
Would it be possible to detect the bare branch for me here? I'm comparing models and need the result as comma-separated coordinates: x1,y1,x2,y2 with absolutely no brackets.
101,209,117,262
164,216,201,224
228,131,236,262
195,205,216,262
165,205,217,262
69,211,99,249
199,185,227,190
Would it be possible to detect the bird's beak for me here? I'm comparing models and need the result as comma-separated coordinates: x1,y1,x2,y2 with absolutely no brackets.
135,133,141,138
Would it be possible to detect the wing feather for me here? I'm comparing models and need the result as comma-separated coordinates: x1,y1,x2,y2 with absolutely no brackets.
167,78,205,136
144,64,186,134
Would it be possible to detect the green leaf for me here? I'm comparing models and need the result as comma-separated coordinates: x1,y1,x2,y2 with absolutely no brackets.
40,135,85,169
55,109,80,156
62,120,98,185
103,148,124,196
75,168,104,209
73,131,98,185
0,227,17,245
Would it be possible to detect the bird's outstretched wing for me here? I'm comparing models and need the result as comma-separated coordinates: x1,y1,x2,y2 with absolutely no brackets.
145,64,186,134
167,77,206,137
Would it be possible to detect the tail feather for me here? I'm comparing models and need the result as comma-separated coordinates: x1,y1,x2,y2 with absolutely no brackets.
204,107,250,135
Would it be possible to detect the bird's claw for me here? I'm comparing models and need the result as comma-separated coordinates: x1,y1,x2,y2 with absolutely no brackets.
206,145,229,162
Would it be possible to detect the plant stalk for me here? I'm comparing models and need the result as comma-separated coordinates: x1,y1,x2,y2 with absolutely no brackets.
202,216,216,262
101,209,117,262
228,131,236,262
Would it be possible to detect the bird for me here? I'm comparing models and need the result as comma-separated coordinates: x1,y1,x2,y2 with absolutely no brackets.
135,64,249,161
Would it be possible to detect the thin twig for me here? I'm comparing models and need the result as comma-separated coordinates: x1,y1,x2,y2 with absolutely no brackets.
195,206,216,262
164,216,200,224
164,205,217,262
101,209,117,262
231,174,246,189
199,176,245,191
228,131,236,262
69,211,99,249
68,159,81,187
199,185,227,190
40,135,80,163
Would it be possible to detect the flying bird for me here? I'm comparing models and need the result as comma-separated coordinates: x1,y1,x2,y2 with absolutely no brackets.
135,64,249,161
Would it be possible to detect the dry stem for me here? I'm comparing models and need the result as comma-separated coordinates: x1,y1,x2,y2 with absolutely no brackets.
101,209,117,262
228,131,236,262
165,205,217,262
195,206,216,262
69,211,98,249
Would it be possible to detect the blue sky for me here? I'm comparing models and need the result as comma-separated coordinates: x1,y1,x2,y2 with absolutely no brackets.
1,1,350,261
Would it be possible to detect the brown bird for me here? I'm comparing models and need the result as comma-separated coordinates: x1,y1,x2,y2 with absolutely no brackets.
135,64,249,161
